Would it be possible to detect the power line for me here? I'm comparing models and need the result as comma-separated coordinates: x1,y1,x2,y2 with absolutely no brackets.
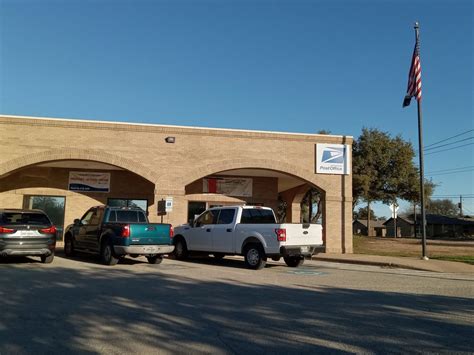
426,165,474,174
424,142,474,155
425,137,474,151
431,196,474,199
463,207,474,215
427,168,474,177
425,129,474,148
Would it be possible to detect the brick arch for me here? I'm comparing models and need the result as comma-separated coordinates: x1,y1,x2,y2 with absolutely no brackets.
177,158,329,192
0,149,159,183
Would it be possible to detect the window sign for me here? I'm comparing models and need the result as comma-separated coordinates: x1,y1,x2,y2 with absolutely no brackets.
165,197,173,212
203,177,252,197
315,144,350,175
69,172,110,192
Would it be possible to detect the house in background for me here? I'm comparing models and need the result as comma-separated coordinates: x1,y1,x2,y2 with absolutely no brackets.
353,219,386,237
383,216,415,237
384,215,474,238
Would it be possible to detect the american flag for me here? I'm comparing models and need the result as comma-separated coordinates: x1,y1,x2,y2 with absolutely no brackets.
403,41,422,107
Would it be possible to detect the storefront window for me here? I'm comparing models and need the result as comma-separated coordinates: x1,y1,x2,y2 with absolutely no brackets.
300,188,323,224
188,202,207,224
25,196,66,240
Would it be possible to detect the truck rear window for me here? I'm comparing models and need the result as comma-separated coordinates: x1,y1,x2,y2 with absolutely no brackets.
240,209,276,224
1,212,51,226
108,210,147,223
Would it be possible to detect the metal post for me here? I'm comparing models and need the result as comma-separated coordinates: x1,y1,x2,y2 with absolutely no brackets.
415,22,428,260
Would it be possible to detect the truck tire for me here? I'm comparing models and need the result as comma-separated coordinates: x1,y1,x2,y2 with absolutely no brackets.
173,237,188,260
284,256,305,267
244,244,266,270
64,234,75,257
41,252,54,264
147,255,163,264
100,239,119,266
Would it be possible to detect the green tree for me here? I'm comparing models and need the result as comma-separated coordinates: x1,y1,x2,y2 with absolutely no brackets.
317,129,332,135
353,128,419,235
354,206,377,220
427,199,459,217
402,177,436,216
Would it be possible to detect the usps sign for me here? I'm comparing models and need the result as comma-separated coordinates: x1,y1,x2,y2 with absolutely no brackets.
316,144,350,175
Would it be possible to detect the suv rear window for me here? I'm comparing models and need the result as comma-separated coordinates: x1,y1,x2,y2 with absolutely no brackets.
1,212,51,226
240,209,276,224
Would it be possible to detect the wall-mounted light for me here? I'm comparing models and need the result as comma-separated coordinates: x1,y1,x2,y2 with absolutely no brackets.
165,136,175,144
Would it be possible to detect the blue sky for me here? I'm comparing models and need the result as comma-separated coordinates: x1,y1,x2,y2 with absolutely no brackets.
1,0,472,217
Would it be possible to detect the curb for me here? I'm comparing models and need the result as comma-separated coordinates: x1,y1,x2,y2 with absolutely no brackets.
311,256,433,272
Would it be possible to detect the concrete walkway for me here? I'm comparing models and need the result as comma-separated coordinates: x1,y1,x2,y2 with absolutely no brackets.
313,253,474,273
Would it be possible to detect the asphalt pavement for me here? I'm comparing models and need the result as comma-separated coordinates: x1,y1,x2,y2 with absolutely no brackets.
1,252,473,354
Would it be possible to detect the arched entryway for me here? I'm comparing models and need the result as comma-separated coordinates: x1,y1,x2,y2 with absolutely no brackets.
183,167,325,227
0,157,156,240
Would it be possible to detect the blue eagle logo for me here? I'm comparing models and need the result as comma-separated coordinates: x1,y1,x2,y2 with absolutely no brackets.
322,147,345,164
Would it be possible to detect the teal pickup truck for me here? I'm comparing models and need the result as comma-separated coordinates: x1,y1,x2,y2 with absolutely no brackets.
64,206,174,265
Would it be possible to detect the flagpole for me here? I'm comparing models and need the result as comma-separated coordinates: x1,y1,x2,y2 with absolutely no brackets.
414,22,428,260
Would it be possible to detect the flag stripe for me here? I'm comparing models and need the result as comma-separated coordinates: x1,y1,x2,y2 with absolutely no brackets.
403,42,422,107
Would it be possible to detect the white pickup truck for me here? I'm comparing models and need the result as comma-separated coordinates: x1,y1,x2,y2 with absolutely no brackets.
172,205,323,269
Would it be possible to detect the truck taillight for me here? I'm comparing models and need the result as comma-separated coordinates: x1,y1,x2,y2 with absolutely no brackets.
170,226,174,238
275,228,286,242
121,225,131,238
0,226,14,234
39,226,57,234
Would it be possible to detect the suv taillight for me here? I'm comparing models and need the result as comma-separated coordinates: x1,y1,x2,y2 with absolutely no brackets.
0,226,14,234
39,226,57,234
275,228,286,242
121,225,131,238
170,226,174,238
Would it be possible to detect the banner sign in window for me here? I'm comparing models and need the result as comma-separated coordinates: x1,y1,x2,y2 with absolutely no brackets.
315,144,351,175
69,172,111,192
203,177,252,197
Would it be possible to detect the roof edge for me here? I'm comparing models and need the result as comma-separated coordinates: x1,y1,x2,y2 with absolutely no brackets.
0,114,353,141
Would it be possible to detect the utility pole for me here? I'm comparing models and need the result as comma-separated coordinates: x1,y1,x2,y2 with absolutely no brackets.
459,195,463,217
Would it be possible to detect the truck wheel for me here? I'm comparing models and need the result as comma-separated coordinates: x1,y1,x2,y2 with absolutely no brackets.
100,240,119,266
64,235,75,257
173,238,188,260
244,244,266,270
147,255,163,264
41,252,54,264
284,256,305,267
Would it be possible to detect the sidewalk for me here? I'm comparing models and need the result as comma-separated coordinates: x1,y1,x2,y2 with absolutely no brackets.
312,253,474,273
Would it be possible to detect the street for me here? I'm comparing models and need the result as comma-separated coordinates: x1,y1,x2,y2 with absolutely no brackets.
1,252,473,354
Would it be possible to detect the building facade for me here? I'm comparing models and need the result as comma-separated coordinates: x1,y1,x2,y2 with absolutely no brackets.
0,115,353,253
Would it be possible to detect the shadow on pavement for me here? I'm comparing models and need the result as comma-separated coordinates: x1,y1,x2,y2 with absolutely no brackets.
0,264,472,354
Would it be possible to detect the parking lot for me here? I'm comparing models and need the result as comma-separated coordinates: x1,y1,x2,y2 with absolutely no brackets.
1,251,473,354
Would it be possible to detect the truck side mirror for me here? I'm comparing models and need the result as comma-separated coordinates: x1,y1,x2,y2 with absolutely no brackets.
73,219,81,226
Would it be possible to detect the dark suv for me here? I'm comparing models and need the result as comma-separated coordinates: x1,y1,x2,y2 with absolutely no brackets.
0,209,57,263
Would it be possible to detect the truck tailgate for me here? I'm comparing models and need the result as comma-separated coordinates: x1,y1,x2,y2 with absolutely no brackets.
129,223,172,245
280,223,323,246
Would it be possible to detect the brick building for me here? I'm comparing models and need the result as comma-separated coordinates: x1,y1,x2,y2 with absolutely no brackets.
0,115,353,253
